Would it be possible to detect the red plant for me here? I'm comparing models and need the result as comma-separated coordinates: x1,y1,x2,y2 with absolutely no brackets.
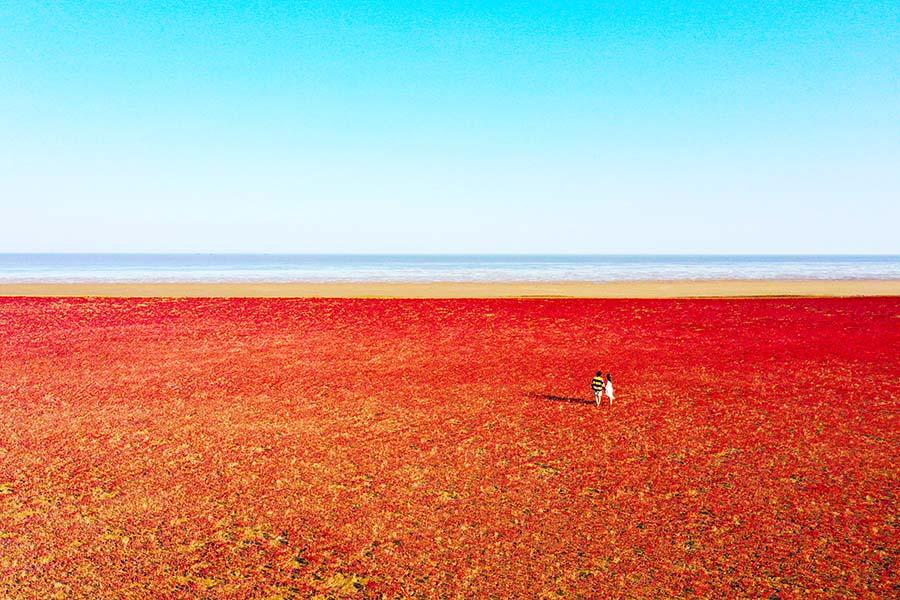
0,297,897,597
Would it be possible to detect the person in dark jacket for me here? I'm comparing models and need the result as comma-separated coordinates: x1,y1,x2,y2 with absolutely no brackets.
591,370,605,406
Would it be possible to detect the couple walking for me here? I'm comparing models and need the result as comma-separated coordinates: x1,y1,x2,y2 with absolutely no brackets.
591,371,615,407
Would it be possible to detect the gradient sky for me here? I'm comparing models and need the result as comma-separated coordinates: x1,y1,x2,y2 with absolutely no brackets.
2,1,898,253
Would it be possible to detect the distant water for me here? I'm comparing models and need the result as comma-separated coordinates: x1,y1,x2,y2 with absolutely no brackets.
1,254,899,283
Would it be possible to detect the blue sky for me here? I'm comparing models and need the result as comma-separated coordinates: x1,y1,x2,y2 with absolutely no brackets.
1,1,897,253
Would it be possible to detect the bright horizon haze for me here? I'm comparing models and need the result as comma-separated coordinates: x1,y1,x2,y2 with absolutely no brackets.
1,1,898,254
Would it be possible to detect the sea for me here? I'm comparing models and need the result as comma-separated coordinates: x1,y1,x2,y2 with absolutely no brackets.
0,254,898,283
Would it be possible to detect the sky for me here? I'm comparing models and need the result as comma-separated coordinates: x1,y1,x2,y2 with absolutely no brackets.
1,1,898,254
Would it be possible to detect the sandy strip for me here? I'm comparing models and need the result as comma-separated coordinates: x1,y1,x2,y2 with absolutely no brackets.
0,280,898,298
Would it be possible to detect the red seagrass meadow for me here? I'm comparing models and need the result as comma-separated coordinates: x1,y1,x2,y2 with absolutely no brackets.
0,297,897,597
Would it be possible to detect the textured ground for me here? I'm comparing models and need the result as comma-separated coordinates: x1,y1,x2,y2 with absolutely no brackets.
0,298,897,598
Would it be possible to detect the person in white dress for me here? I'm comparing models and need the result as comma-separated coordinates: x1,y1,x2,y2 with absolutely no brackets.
604,373,615,407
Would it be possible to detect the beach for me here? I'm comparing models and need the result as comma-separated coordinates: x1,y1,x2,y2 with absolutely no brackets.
1,264,898,597
1,278,899,297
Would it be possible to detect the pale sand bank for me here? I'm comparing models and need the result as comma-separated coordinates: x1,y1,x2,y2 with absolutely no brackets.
1,280,898,298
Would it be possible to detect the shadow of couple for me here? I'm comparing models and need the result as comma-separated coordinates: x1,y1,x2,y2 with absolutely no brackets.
526,392,597,406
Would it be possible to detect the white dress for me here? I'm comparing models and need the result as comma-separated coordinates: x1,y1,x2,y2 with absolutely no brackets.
605,380,615,400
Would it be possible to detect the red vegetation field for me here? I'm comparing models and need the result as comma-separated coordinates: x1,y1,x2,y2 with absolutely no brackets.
1,297,897,598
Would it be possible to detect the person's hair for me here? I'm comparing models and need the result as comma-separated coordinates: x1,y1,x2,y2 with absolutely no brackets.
596,370,602,376
607,373,613,381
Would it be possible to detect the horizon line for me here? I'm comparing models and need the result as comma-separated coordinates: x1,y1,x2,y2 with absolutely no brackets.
1,252,899,257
